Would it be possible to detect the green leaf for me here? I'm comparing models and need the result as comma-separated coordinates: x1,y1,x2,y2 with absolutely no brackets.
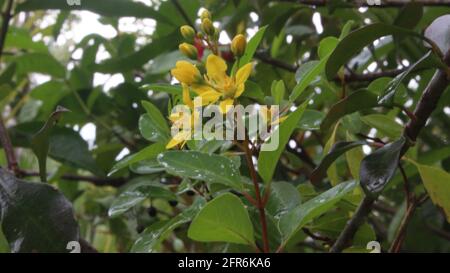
157,151,243,190
5,27,48,53
290,36,338,103
96,31,179,73
0,168,79,252
266,182,301,218
17,0,173,25
132,198,205,253
279,181,357,245
141,83,183,96
378,51,435,105
361,114,403,139
271,80,285,104
109,185,177,218
320,89,378,133
258,101,308,184
139,101,170,143
238,25,267,68
108,143,166,176
14,53,65,78
129,159,165,175
188,193,255,246
345,132,365,180
242,81,265,103
311,141,366,185
325,23,430,80
394,2,423,30
408,160,450,222
360,137,406,198
425,14,450,54
31,106,69,182
297,110,325,130
48,127,101,176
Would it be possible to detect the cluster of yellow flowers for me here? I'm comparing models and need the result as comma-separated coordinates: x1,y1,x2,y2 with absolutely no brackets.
166,9,253,149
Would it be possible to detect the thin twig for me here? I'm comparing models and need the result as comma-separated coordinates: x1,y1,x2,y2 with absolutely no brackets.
242,138,270,253
21,170,126,187
0,0,18,175
291,0,450,7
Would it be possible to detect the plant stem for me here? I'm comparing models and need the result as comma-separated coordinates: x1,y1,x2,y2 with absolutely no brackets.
0,0,18,175
389,200,418,253
242,138,270,253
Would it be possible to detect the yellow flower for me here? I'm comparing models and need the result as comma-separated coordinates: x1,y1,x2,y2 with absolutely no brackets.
166,84,198,149
170,61,201,85
189,54,253,113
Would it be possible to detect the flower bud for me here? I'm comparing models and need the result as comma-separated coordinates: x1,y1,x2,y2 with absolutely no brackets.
201,18,215,36
179,43,198,60
180,25,195,41
231,34,247,57
200,9,211,20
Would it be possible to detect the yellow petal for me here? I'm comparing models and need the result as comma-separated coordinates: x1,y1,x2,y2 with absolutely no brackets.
171,61,200,85
206,54,227,83
166,131,190,149
198,90,222,105
191,84,216,95
182,84,194,109
235,63,253,85
219,98,234,114
234,83,245,98
271,115,288,126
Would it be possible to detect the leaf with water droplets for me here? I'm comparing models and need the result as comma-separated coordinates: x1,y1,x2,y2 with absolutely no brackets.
279,181,357,245
157,151,243,190
0,168,79,252
360,137,405,198
108,185,177,218
131,198,205,253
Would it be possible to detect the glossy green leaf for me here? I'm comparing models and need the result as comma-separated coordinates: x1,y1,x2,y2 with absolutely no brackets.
378,51,434,105
157,151,243,190
325,23,429,80
15,53,65,78
188,193,255,246
297,110,325,131
108,143,166,176
109,185,177,218
258,101,308,184
141,100,170,141
290,36,338,102
238,25,267,68
266,182,301,218
279,181,357,245
360,137,405,198
408,160,450,222
311,141,366,185
0,168,79,252
17,0,173,25
132,198,205,253
394,2,423,30
141,83,183,96
271,80,285,104
320,89,378,133
31,106,69,182
361,114,403,139
345,132,364,180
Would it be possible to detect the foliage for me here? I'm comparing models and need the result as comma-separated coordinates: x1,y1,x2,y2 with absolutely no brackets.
0,0,449,253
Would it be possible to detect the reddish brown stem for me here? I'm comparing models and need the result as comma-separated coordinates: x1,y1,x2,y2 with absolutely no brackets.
242,138,270,253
